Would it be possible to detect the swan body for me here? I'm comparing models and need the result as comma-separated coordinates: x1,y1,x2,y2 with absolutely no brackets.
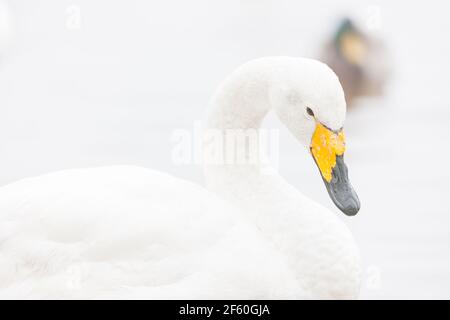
0,166,305,299
0,57,361,299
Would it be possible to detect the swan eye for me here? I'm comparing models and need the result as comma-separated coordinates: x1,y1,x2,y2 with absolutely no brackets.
306,107,315,117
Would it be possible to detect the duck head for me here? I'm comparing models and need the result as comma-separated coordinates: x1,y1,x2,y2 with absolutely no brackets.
334,18,368,66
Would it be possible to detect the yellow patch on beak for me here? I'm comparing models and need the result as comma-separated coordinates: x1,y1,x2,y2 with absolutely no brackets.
310,123,346,182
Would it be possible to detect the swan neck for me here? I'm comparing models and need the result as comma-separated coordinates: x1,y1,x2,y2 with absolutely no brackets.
207,61,274,131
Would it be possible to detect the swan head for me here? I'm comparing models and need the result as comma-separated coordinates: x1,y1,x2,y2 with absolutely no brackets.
272,58,360,216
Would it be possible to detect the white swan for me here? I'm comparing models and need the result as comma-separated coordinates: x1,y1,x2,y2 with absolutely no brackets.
0,57,361,299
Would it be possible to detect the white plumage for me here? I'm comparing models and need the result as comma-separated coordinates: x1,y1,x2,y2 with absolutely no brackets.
0,57,361,299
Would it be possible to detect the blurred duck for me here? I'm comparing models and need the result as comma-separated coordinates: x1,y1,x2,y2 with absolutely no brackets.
320,18,390,107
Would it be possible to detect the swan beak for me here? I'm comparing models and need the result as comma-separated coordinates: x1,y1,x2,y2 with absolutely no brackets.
310,123,360,216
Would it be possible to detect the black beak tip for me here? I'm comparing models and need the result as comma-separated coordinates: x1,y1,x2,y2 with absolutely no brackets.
322,155,361,217
337,196,361,216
